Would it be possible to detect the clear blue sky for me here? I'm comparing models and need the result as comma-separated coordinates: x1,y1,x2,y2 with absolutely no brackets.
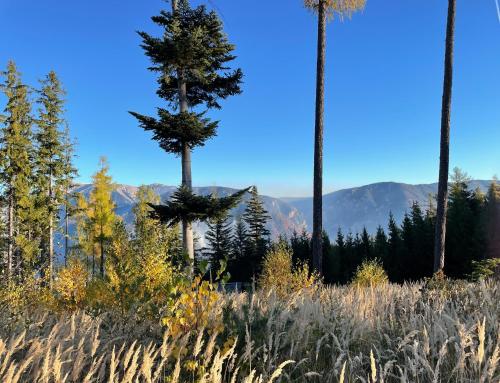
1,0,499,197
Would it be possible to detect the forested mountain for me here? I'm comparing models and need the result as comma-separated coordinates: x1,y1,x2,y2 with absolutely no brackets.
67,180,492,251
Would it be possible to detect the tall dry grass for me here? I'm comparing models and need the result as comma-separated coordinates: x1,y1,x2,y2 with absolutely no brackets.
0,280,498,382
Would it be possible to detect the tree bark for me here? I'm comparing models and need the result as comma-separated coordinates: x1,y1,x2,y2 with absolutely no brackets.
434,0,456,273
312,0,326,275
48,171,54,286
100,226,105,278
172,0,195,272
64,191,69,266
7,193,14,282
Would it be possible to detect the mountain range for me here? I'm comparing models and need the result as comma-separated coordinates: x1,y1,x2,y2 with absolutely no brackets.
70,180,493,247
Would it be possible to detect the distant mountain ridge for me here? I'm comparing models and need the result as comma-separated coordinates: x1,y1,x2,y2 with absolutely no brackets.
70,180,493,246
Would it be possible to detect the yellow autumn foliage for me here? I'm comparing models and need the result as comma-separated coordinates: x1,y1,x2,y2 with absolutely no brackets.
54,258,89,310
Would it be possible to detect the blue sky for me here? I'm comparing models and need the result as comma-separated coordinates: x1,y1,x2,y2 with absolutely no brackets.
1,0,499,197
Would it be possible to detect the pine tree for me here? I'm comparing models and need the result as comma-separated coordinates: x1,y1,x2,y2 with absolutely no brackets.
130,0,243,267
386,212,402,281
304,0,366,275
373,225,388,266
434,0,456,273
60,125,78,265
34,71,67,282
75,158,116,277
204,209,233,276
242,186,270,278
485,178,500,261
0,61,35,281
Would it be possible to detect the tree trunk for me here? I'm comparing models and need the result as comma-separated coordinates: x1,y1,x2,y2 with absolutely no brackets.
48,172,54,287
7,193,14,282
65,191,69,266
172,0,195,272
434,0,456,273
312,0,326,275
100,226,105,278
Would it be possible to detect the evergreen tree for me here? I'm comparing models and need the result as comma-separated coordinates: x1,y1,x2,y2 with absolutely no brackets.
204,209,233,276
360,227,372,260
34,71,67,282
445,169,486,278
242,186,270,279
60,125,78,265
373,225,388,264
0,61,35,281
130,0,243,267
386,213,402,281
232,218,247,259
290,229,310,266
304,0,366,275
485,178,500,261
434,0,456,273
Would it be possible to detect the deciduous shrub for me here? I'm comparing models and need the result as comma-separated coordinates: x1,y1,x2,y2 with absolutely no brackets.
351,258,388,287
259,242,320,298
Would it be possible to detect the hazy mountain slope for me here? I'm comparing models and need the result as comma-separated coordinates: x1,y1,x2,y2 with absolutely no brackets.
65,180,492,254
287,181,492,237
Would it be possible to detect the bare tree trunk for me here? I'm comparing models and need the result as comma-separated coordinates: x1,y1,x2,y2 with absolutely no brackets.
312,0,326,275
65,191,69,266
434,0,456,273
48,173,54,287
172,0,195,273
100,226,105,278
7,193,14,282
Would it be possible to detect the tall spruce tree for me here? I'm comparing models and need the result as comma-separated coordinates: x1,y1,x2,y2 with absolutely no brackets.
0,61,35,281
60,125,78,265
304,0,366,275
242,186,270,278
34,71,67,283
485,178,500,260
204,209,233,275
130,0,243,269
434,0,456,273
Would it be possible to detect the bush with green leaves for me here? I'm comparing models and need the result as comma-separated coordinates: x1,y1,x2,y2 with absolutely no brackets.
351,258,388,287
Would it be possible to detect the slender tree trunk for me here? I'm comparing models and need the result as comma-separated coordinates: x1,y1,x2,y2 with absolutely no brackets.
7,193,14,282
434,0,456,273
312,0,326,275
100,226,105,278
48,172,54,286
92,248,95,277
172,0,195,272
65,191,69,266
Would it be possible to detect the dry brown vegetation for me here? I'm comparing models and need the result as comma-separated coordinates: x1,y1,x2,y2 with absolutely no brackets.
0,280,498,382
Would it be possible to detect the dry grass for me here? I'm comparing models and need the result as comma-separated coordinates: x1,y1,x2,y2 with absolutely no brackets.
0,280,498,382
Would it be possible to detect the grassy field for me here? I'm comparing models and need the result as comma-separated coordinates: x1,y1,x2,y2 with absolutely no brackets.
0,280,498,382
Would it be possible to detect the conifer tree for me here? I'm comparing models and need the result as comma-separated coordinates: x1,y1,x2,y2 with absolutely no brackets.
0,61,35,281
90,157,116,278
60,125,78,265
386,213,402,281
242,186,270,278
76,158,116,277
304,0,366,275
434,0,457,273
232,219,247,260
485,178,500,260
34,71,67,282
130,0,243,267
204,209,233,275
